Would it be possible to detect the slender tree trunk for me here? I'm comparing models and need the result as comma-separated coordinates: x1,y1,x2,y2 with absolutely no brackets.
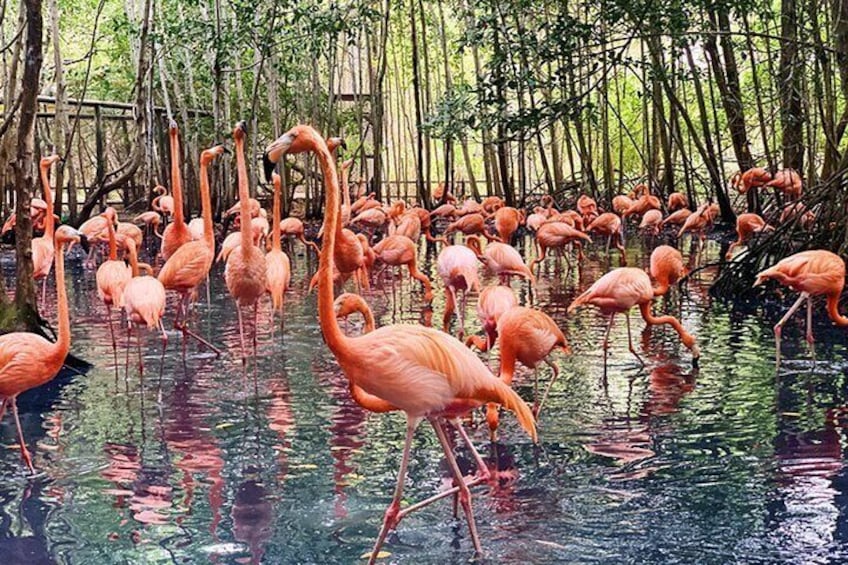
778,0,805,171
13,0,44,323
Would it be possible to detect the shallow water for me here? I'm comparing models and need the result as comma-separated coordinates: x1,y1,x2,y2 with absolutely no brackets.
3,234,848,564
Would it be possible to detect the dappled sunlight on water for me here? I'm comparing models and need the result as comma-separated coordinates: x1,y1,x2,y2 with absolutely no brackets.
2,233,848,563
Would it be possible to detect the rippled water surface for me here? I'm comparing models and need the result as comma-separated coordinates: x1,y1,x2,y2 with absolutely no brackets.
3,234,848,564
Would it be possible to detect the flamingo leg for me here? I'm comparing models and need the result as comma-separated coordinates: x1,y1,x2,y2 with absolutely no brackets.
237,306,247,366
177,294,221,356
41,277,48,309
625,311,645,366
11,398,34,473
137,326,144,374
448,418,490,481
125,323,132,379
253,302,259,362
431,416,483,556
368,416,421,565
0,398,7,422
459,290,467,340
536,358,560,419
603,314,615,369
774,292,808,366
806,296,815,346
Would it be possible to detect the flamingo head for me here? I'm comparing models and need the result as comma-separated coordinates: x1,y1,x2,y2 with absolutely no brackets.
263,125,321,181
55,225,85,250
201,144,228,165
327,136,347,155
232,122,247,148
40,154,62,169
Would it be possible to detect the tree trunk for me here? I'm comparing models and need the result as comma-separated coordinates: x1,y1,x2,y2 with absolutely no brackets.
778,0,805,170
13,0,44,324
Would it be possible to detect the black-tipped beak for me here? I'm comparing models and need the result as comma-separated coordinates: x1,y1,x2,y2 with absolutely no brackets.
263,153,276,182
169,119,178,131
341,139,348,150
220,145,232,155
79,233,90,253
237,121,247,133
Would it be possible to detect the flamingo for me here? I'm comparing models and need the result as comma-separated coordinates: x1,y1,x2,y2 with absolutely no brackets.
780,202,816,230
158,145,227,355
612,195,634,215
350,191,377,214
0,225,81,472
586,212,626,262
754,250,848,365
622,193,661,219
96,211,131,351
442,213,500,242
649,245,686,297
79,207,117,267
667,192,688,211
430,203,457,220
160,121,192,260
351,207,388,232
224,122,268,363
134,211,163,241
766,168,802,199
486,306,570,435
188,218,205,241
437,240,480,337
660,208,692,228
677,203,714,244
732,167,772,193
300,160,368,294
456,198,485,217
334,292,375,333
116,221,143,252
277,217,320,254
263,124,536,563
465,236,535,288
371,235,433,301
639,209,663,235
494,206,522,244
568,268,700,368
530,221,591,274
151,185,174,216
266,173,292,330
31,155,61,305
224,197,261,220
393,211,422,242
577,194,598,222
465,285,518,352
122,238,167,373
726,213,772,260
482,195,505,214
525,208,548,232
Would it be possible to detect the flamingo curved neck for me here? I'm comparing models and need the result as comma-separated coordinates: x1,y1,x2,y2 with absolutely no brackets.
199,159,215,252
170,130,185,224
827,294,848,326
313,135,354,362
40,166,55,238
653,281,670,297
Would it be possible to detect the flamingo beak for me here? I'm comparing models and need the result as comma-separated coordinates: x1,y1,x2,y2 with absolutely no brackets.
76,230,90,253
262,132,296,182
169,119,178,132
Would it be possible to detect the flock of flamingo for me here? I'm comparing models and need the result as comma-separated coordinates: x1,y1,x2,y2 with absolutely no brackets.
1,119,846,562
